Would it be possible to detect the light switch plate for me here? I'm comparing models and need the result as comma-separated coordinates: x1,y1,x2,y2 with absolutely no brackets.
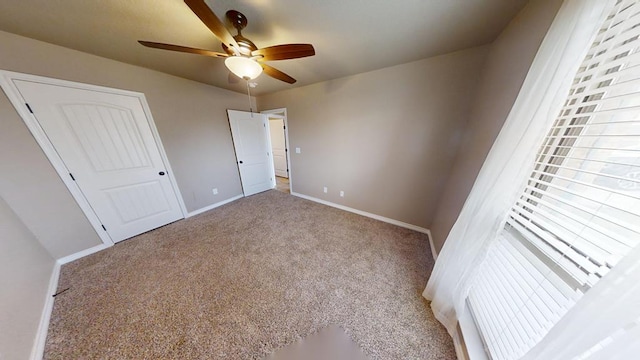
295,147,301,154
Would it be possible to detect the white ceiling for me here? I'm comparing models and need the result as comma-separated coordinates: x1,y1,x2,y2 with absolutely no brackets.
0,0,528,95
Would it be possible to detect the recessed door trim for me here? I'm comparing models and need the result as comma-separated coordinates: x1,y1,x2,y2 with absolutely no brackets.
0,70,188,246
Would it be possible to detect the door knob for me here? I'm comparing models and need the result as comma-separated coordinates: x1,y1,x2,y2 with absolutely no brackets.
159,171,165,176
239,161,244,164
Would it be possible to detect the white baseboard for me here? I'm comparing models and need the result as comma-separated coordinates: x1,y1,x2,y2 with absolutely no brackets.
57,243,110,265
290,192,430,234
30,261,61,360
186,194,244,218
426,229,438,261
32,243,109,359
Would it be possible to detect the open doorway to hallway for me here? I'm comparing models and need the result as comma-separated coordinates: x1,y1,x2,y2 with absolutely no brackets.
263,108,292,194
275,176,290,194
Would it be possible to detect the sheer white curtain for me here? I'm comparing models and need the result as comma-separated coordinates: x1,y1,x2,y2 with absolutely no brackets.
423,0,614,336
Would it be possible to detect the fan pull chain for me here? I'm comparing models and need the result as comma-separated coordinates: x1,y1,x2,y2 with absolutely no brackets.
246,80,253,116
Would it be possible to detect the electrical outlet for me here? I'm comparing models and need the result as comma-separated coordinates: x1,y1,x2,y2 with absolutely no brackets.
212,188,218,195
295,147,301,154
323,186,328,193
340,191,344,197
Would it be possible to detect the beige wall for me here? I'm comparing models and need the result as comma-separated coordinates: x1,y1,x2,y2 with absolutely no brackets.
429,0,564,252
258,46,489,228
0,88,103,257
0,30,252,258
0,195,56,360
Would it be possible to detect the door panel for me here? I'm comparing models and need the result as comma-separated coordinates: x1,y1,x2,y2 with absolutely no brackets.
15,80,184,243
104,181,171,223
227,110,274,196
269,118,288,178
62,104,151,171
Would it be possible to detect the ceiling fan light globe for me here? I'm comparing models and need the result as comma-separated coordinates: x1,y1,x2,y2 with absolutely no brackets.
225,56,263,80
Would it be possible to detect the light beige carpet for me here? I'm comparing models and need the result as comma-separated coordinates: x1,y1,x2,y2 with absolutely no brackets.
45,190,455,359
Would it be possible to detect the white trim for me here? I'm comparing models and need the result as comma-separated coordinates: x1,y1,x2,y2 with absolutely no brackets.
57,244,111,265
0,70,187,247
426,229,438,261
186,194,244,217
30,261,61,360
291,192,430,234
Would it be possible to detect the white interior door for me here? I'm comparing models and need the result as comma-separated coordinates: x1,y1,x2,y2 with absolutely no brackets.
15,80,184,243
269,118,288,178
227,110,274,196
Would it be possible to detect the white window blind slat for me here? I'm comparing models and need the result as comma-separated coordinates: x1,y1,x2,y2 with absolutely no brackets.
518,190,629,254
469,236,580,360
506,216,594,287
527,177,640,221
472,253,528,353
534,161,640,185
536,154,639,169
540,142,640,153
471,277,514,356
530,168,640,201
508,206,607,273
516,189,634,252
566,72,640,102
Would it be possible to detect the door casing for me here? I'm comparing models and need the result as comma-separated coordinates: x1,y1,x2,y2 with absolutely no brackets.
0,70,187,247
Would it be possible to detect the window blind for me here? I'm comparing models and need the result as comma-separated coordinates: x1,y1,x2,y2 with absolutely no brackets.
468,1,640,359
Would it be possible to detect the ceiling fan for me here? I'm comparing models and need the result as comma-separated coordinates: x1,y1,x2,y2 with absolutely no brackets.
138,0,315,84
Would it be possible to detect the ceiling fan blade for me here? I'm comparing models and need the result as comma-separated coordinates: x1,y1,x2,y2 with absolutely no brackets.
184,0,239,49
252,44,315,61
261,64,296,84
138,41,228,58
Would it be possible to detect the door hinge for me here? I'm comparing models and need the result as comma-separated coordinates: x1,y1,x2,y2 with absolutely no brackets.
69,173,76,181
25,103,34,114
101,224,107,231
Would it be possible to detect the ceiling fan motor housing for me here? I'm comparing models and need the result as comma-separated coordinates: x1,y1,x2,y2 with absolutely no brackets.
221,35,257,56
221,10,257,56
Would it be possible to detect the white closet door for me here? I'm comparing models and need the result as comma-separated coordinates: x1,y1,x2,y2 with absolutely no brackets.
15,80,184,243
227,110,274,196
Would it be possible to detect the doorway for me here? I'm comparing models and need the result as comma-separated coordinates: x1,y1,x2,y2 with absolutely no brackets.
262,108,291,194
